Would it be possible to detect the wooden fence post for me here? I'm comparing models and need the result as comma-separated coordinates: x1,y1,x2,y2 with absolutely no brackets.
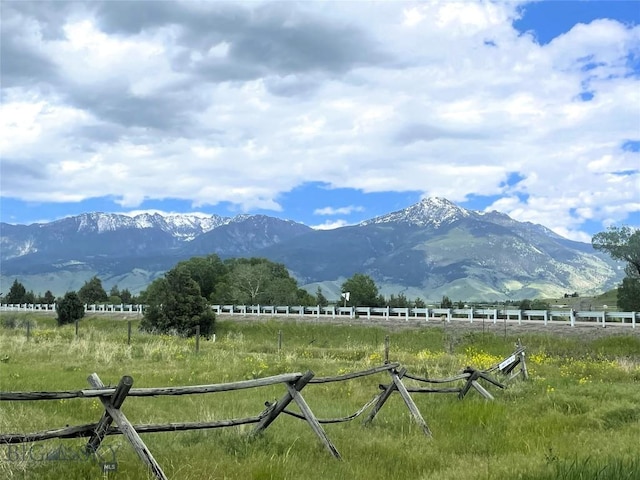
278,330,282,351
284,382,342,459
87,373,168,480
127,320,132,345
384,335,390,364
516,339,528,380
252,371,313,435
75,319,79,338
26,321,30,341
86,375,133,453
364,368,431,437
195,325,200,353
389,368,431,436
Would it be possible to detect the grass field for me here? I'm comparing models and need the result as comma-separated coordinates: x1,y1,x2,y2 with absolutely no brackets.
1,312,639,480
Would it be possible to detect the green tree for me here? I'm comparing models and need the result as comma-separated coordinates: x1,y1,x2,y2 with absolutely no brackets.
617,277,640,311
226,261,273,304
120,288,133,304
387,293,410,308
5,279,27,304
176,254,228,300
219,258,304,305
592,226,640,311
531,299,550,310
140,266,215,337
341,273,379,306
56,291,85,326
107,284,122,304
263,276,300,305
295,288,317,306
24,290,36,304
519,299,532,310
413,297,426,308
78,276,108,304
592,226,640,277
42,290,55,305
440,296,453,308
315,287,329,307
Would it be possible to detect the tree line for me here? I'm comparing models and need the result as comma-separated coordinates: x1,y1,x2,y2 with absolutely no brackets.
2,278,135,306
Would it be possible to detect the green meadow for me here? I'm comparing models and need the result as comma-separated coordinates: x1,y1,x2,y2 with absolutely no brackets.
1,313,639,480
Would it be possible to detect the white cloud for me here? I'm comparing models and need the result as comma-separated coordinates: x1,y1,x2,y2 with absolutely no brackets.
314,205,364,216
1,1,638,240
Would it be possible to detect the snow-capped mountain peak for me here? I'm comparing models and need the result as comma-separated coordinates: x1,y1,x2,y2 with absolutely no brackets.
360,197,472,228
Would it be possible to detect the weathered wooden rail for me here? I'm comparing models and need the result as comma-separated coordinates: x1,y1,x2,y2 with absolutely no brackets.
0,364,437,478
382,344,528,402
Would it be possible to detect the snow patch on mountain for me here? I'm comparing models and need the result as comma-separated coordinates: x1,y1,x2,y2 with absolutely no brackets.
73,212,231,240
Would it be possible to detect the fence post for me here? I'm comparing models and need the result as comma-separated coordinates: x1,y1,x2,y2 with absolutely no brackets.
87,373,168,480
127,320,132,345
75,319,79,338
26,321,30,341
86,375,133,454
195,325,200,353
252,371,314,435
278,330,282,351
384,335,390,364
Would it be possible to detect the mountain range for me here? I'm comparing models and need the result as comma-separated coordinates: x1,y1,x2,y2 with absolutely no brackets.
0,198,623,302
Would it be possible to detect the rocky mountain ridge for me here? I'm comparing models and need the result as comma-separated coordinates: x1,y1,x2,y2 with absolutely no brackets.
0,198,622,301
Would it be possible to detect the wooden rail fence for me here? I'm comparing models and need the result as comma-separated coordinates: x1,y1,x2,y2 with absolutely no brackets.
1,362,472,478
1,349,527,478
0,354,526,479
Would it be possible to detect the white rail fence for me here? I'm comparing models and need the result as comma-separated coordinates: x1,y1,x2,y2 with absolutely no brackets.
0,303,637,328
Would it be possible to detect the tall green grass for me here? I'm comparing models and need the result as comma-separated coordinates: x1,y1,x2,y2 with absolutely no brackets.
1,313,639,479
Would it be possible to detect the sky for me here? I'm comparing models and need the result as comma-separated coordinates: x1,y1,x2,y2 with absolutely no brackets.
1,0,639,243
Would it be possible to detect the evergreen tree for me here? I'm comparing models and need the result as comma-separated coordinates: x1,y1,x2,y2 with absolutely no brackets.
140,266,215,337
5,280,27,304
24,291,36,304
56,291,85,326
43,290,55,304
120,288,133,304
